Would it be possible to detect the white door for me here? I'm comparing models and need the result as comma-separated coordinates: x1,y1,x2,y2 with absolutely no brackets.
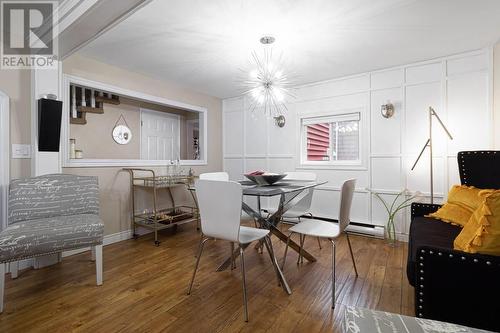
140,109,180,160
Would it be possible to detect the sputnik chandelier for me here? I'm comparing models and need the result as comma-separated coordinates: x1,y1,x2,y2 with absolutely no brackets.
242,36,294,120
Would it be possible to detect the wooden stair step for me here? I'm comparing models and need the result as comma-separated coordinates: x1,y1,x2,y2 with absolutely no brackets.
77,106,104,114
70,117,87,125
70,112,87,125
95,96,120,105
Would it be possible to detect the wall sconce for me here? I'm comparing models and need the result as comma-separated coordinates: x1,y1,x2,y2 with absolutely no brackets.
274,115,286,127
381,102,395,118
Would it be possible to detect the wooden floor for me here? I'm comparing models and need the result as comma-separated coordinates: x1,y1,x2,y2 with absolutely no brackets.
0,223,414,332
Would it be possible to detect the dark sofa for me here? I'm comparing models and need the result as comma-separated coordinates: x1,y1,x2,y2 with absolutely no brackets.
407,151,500,332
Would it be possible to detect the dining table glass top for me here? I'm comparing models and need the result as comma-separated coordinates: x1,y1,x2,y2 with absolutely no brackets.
239,180,327,197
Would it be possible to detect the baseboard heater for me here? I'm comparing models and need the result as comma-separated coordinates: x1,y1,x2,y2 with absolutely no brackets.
282,215,385,239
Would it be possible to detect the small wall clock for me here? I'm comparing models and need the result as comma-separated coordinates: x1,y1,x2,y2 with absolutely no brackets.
112,124,132,145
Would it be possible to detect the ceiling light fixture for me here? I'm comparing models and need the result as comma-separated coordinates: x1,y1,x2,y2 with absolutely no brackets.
241,36,294,122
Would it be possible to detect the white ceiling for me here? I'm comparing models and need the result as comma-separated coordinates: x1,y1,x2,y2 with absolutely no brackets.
79,0,500,99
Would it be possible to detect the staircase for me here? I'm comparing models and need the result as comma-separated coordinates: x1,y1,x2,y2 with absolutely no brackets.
70,84,120,125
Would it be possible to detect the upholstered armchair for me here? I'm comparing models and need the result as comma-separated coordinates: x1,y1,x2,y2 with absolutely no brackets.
0,174,104,313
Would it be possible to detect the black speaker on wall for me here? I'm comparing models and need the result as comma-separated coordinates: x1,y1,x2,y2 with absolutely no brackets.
38,98,63,152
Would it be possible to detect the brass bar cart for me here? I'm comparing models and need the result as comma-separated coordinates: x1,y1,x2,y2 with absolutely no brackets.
123,168,199,246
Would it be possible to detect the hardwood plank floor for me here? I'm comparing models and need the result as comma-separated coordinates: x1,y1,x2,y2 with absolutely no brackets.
0,223,414,332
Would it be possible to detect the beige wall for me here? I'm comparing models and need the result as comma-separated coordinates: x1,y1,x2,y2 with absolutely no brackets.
0,70,31,179
62,54,223,235
70,100,141,159
495,42,500,149
70,97,199,160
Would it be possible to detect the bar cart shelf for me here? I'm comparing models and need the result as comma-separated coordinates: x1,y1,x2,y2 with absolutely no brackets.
123,168,199,246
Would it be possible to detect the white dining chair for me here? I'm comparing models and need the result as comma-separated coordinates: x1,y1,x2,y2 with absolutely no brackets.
264,171,317,221
263,171,322,248
187,179,280,322
199,172,229,181
281,178,358,309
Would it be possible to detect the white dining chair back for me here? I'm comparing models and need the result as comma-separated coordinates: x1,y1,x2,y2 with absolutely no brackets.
195,179,241,242
338,179,356,233
284,171,317,212
199,172,229,181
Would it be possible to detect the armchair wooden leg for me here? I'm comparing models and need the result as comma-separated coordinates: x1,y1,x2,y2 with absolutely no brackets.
10,261,19,279
91,247,96,262
94,245,103,286
0,263,5,313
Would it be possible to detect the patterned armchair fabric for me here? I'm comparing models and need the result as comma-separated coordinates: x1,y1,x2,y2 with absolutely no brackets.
8,174,99,224
0,174,103,264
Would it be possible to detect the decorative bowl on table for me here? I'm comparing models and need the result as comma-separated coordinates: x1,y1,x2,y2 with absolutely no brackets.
244,171,286,186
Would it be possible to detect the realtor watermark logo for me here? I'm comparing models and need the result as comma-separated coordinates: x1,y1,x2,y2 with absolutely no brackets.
1,1,58,69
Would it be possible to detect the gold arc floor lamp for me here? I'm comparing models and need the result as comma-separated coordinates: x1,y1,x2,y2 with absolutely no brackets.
411,107,453,204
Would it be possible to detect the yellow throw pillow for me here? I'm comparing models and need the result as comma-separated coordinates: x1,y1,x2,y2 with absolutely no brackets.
454,190,500,255
427,185,491,227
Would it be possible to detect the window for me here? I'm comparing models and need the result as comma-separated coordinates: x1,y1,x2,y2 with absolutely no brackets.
302,113,360,165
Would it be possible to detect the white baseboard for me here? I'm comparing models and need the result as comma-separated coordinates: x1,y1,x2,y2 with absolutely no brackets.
8,229,136,274
62,229,134,258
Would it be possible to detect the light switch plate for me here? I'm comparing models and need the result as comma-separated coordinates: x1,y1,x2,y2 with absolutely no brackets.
11,144,31,159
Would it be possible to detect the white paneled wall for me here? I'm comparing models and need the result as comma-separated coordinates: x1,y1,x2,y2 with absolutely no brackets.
223,49,493,240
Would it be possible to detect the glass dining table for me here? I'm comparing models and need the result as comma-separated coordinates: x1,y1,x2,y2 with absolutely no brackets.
211,179,328,295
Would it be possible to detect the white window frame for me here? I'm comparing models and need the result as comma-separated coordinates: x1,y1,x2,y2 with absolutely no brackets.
300,111,362,167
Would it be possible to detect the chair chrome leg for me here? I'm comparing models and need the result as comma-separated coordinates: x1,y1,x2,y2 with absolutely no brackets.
264,236,292,294
230,242,236,270
346,233,358,277
195,233,204,258
317,237,322,250
282,232,293,271
240,247,249,322
331,239,336,309
187,237,209,295
297,234,305,265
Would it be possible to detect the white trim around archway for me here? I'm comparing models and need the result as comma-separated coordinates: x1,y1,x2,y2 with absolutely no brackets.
0,90,9,231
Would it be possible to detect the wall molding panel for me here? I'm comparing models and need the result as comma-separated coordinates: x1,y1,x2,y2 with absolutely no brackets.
223,48,494,239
